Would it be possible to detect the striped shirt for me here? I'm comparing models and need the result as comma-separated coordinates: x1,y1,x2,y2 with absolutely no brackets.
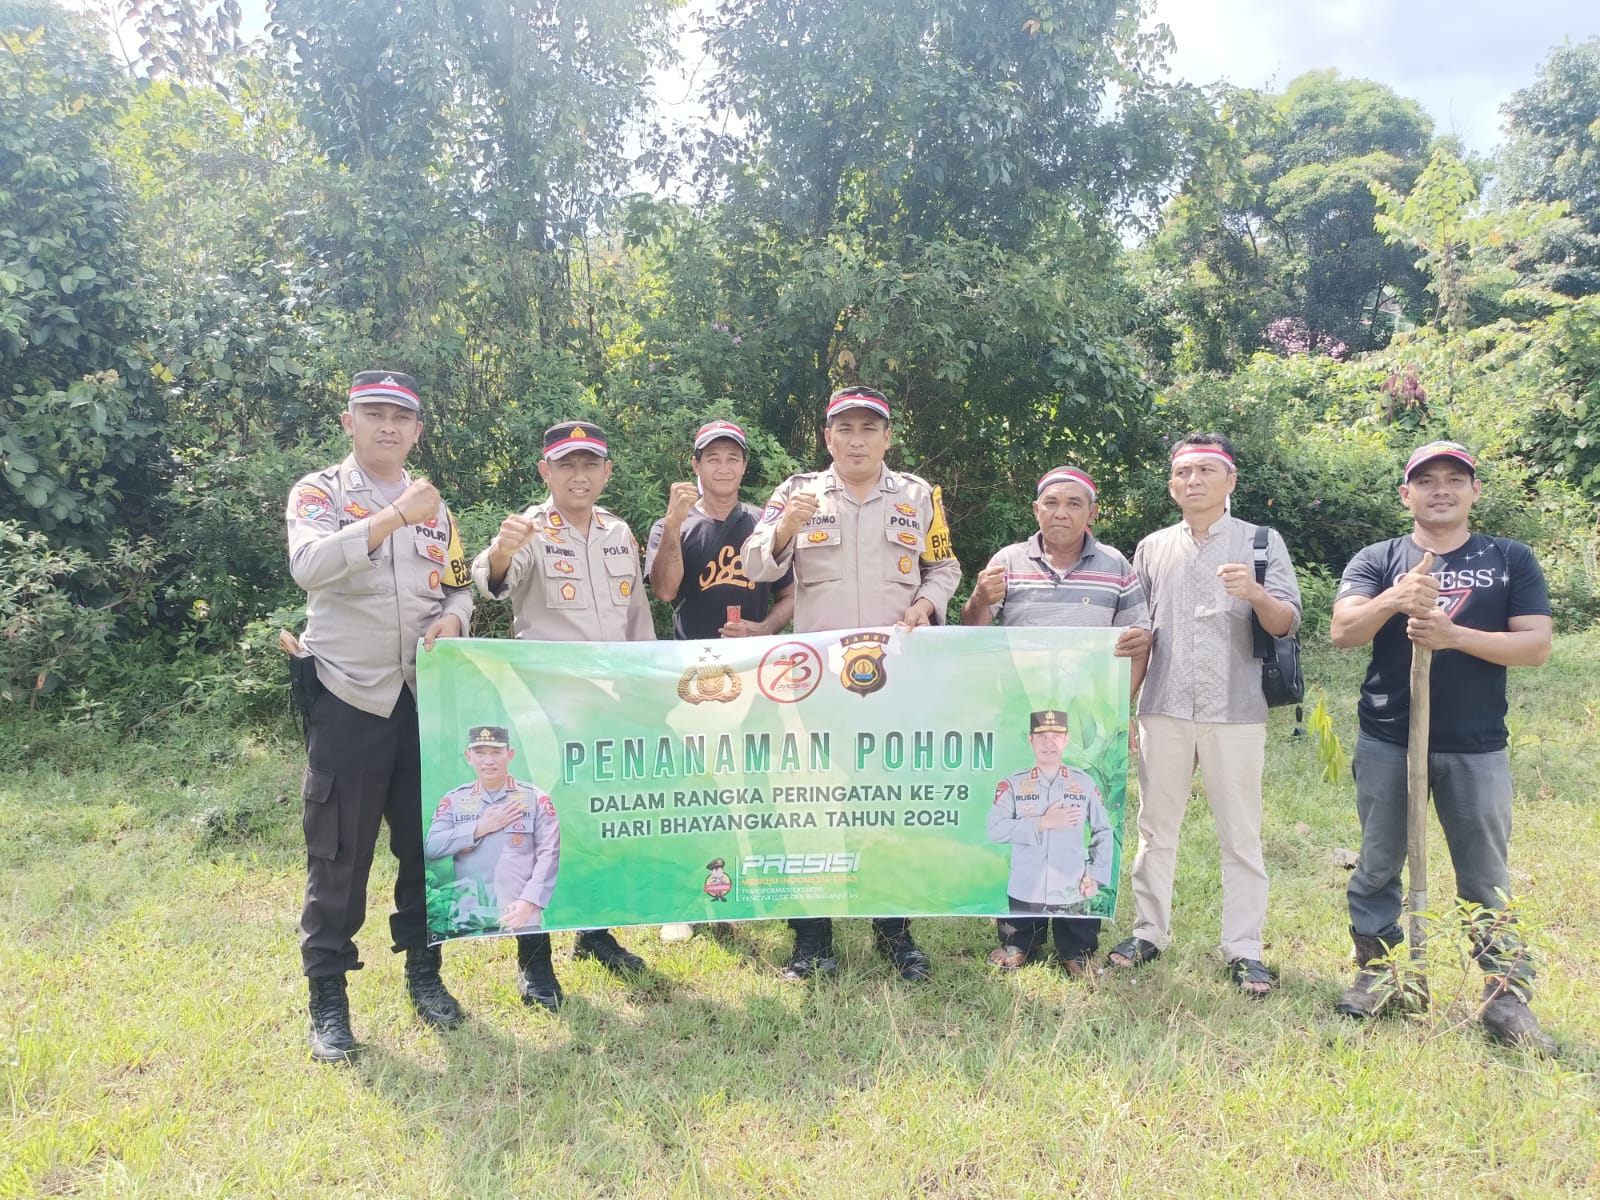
984,532,1148,629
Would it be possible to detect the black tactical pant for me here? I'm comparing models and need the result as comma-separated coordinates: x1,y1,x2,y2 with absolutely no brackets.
788,916,910,945
300,686,429,977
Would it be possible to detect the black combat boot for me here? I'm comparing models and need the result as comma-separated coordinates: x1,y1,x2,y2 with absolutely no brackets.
404,945,465,1030
1335,928,1401,1019
873,923,932,983
516,934,565,1013
308,974,358,1064
781,924,839,981
573,928,646,975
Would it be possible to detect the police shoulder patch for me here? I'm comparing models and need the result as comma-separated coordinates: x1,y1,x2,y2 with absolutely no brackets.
295,485,334,520
993,779,1011,805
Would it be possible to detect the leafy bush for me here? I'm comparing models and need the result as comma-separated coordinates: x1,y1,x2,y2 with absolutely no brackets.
0,520,162,707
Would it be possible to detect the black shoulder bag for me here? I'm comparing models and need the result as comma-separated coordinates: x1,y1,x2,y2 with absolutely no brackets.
1250,525,1304,707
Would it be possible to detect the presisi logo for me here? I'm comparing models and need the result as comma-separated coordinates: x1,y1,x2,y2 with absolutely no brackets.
742,852,860,875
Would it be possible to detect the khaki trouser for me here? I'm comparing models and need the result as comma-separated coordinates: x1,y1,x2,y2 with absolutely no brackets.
1131,715,1268,960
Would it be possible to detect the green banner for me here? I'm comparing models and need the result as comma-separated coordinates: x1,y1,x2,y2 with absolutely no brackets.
419,627,1130,943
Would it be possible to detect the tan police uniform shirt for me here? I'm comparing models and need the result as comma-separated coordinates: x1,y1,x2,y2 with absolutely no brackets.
470,497,656,642
986,764,1113,908
424,775,561,919
742,465,961,633
286,454,473,717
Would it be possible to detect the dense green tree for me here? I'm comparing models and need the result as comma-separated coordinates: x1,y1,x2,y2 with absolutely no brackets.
1145,71,1436,370
268,0,673,344
1496,37,1600,298
686,0,1211,542
1374,146,1566,334
0,6,162,544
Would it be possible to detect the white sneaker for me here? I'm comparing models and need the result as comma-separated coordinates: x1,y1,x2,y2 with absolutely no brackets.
658,923,695,943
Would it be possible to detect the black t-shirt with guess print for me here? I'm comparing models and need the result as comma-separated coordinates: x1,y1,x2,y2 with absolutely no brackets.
1337,534,1550,753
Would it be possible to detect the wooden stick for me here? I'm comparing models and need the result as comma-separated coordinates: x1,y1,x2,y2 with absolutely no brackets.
1407,645,1433,960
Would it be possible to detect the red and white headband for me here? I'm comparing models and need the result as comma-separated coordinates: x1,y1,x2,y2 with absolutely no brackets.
1036,467,1097,503
1170,444,1235,470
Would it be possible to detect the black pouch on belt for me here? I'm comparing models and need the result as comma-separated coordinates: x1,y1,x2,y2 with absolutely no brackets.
288,652,325,717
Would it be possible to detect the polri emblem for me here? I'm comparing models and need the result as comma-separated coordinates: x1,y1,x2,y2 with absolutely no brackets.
677,653,743,705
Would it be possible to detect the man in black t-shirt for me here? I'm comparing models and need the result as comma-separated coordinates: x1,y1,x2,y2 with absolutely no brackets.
646,420,795,640
646,420,795,942
1330,441,1556,1053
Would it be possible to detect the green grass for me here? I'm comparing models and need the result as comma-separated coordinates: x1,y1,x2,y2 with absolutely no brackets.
3,633,1599,1198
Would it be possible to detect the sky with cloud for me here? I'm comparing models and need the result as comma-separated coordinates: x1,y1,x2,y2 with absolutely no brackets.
1151,0,1597,155
74,0,1600,158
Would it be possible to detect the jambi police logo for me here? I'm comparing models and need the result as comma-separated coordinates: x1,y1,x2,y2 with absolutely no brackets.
838,632,891,697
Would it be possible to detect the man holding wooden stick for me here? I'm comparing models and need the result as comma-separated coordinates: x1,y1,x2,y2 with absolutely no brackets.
1330,441,1556,1052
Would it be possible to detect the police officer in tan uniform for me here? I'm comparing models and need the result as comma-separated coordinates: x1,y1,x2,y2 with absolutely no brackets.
743,386,961,981
285,370,472,1064
472,420,653,1005
425,726,564,1008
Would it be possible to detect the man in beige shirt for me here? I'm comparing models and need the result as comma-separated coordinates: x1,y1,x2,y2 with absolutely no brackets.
472,421,654,1010
286,370,472,1063
743,386,961,981
1110,433,1301,998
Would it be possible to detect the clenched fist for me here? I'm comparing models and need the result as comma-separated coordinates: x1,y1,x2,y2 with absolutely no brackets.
970,563,1007,608
664,481,699,528
494,512,539,556
777,490,821,543
395,478,442,524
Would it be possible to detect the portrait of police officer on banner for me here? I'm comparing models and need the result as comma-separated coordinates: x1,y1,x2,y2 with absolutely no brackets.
987,709,1114,972
424,725,561,941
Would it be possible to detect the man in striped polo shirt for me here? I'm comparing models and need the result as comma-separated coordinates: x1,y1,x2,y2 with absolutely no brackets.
961,466,1150,974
